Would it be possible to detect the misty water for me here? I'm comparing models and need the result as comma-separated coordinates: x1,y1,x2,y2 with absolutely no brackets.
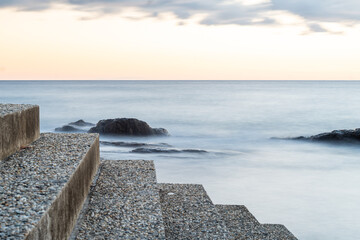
1,80,360,240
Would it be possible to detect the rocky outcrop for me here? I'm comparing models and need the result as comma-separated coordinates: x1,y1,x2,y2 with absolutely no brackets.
55,120,95,132
89,118,169,136
69,120,95,127
283,128,360,143
55,125,85,132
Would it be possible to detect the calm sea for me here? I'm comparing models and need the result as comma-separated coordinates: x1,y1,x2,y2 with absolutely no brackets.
1,80,360,240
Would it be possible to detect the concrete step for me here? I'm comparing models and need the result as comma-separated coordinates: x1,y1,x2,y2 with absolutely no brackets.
262,224,297,240
0,104,39,161
0,133,99,240
216,205,298,240
216,204,268,240
73,160,166,239
158,183,229,239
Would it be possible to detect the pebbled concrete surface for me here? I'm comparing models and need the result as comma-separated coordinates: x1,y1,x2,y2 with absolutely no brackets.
159,183,229,240
0,104,39,161
74,160,166,239
0,133,99,240
216,204,298,240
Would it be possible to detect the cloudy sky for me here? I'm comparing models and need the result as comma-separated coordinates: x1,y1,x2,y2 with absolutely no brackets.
1,0,359,80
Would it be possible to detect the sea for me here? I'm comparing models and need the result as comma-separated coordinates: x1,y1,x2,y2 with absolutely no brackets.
1,80,360,240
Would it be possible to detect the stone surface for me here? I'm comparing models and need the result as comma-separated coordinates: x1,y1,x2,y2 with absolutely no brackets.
73,160,166,239
216,205,298,240
0,104,35,116
0,104,40,161
216,205,268,240
158,183,229,239
217,205,275,240
0,133,99,240
262,224,298,240
89,118,168,136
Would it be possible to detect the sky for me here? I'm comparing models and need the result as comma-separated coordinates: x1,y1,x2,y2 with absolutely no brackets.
0,0,360,80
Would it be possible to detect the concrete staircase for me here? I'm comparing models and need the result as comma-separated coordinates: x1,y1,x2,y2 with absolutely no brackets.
216,205,297,240
1,104,298,239
72,160,298,240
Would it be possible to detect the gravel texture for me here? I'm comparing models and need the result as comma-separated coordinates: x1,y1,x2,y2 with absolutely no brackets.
262,224,298,240
0,133,98,239
216,205,269,240
0,104,35,116
158,183,229,239
216,205,298,240
74,160,166,239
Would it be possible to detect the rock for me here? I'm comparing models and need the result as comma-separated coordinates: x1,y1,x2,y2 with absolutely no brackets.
310,129,360,142
69,119,95,127
100,141,172,148
55,125,84,132
284,128,360,143
55,120,94,132
131,148,207,154
88,118,169,136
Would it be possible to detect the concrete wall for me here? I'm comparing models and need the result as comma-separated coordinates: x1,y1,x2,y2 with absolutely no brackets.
25,136,100,240
0,105,40,161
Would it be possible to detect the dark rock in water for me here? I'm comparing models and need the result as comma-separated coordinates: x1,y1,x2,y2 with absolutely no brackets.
131,147,207,154
282,128,360,143
55,125,85,132
152,128,169,135
89,118,169,136
310,129,360,142
100,141,172,148
69,119,95,127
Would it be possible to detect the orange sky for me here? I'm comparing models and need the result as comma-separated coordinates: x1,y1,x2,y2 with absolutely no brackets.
0,3,360,80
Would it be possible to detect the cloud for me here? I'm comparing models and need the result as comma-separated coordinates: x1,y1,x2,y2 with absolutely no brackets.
1,0,360,30
0,0,55,11
308,23,328,33
271,0,360,22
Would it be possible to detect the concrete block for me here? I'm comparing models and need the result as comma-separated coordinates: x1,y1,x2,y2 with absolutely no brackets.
0,104,40,161
0,133,99,240
26,135,100,240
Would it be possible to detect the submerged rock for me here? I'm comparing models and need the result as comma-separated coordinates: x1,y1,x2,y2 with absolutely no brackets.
55,125,85,132
100,141,172,148
131,148,207,154
281,128,360,143
55,119,94,132
69,119,95,127
89,118,169,136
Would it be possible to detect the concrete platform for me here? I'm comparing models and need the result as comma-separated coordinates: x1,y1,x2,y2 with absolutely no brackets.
0,133,99,240
73,160,166,239
158,183,229,239
0,104,39,161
